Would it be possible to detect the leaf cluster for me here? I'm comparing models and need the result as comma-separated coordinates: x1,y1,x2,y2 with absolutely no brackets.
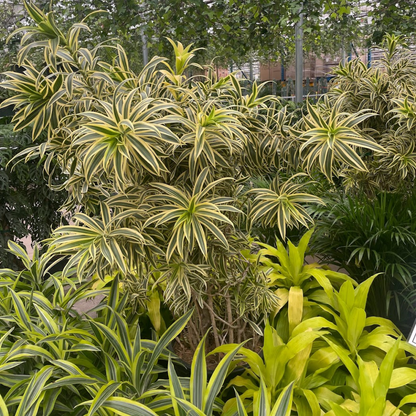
310,191,416,330
0,2,325,343
216,236,416,416
0,124,66,269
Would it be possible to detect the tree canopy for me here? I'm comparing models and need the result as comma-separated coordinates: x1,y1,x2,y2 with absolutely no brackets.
0,1,415,72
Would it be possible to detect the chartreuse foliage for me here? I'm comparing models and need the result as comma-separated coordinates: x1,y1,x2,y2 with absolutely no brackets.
0,242,194,415
214,236,416,416
243,229,354,333
215,276,416,416
0,242,295,416
326,338,404,416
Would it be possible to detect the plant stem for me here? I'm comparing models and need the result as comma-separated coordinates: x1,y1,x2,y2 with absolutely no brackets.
188,318,200,351
207,286,220,348
226,294,234,343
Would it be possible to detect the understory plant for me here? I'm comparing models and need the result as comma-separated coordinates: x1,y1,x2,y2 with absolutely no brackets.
0,242,191,415
0,124,65,268
214,237,416,416
310,191,416,330
0,242,297,416
2,225,416,415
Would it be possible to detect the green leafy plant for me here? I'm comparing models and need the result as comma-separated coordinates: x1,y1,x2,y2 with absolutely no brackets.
243,229,354,333
0,125,65,269
326,338,402,416
166,333,244,416
310,191,416,330
293,98,384,181
249,175,323,240
165,332,294,416
216,275,416,416
145,168,240,260
313,34,416,193
235,381,294,416
1,1,310,347
0,243,195,415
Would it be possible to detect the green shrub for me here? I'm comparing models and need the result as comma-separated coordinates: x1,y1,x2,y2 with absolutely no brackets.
0,242,194,415
310,191,416,330
0,125,65,268
214,243,416,416
319,35,416,193
0,2,324,345
1,231,416,415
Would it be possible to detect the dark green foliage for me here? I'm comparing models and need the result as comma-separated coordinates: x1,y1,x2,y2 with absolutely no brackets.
368,0,416,44
5,0,381,68
310,191,416,330
0,124,65,268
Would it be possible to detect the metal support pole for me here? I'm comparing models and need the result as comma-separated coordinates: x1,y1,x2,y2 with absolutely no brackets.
249,60,253,81
295,7,303,104
351,43,359,58
141,30,148,66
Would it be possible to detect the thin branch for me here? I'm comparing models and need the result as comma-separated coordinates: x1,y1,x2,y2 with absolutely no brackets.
202,298,239,329
207,285,221,348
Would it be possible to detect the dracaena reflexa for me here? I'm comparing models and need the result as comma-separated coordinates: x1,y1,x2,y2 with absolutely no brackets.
295,98,384,181
249,174,323,240
175,103,246,182
73,91,181,181
49,202,157,279
145,168,241,260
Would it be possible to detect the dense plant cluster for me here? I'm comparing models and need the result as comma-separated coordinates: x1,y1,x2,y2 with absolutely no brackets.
328,35,416,193
1,238,416,415
0,123,65,269
2,2,416,416
0,2,329,344
306,36,416,329
311,192,416,327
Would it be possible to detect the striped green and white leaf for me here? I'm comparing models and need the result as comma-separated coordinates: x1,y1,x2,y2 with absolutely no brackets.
295,98,385,180
145,168,240,259
167,331,244,416
235,379,294,416
14,366,54,416
73,91,180,179
176,103,246,181
49,202,153,279
250,174,323,240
